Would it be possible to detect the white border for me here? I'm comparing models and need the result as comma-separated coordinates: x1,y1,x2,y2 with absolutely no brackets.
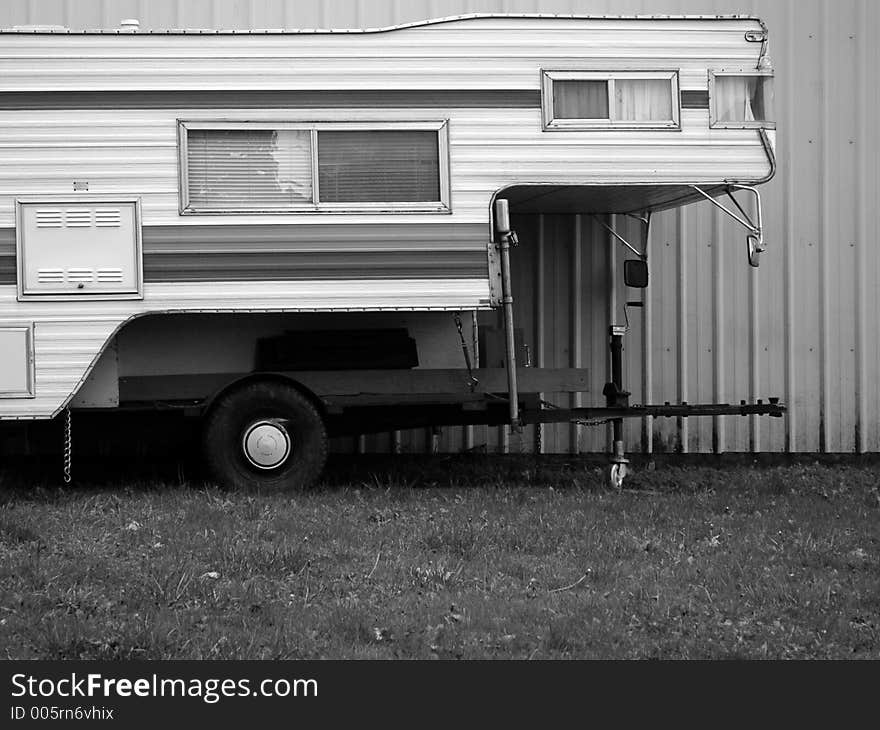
0,322,35,398
15,196,144,301
708,69,776,130
541,70,681,131
178,120,451,215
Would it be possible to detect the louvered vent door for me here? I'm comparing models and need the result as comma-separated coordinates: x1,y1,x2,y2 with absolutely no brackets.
16,199,142,299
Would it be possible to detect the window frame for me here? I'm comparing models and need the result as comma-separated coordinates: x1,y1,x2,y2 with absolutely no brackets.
541,69,681,131
708,70,776,130
177,119,451,215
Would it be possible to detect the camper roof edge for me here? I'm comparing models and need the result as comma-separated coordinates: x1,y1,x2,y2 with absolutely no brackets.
0,12,766,35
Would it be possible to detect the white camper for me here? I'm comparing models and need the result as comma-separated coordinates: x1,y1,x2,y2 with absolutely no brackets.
0,14,783,488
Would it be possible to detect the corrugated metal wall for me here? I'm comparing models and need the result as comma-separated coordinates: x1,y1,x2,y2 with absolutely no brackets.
2,0,877,454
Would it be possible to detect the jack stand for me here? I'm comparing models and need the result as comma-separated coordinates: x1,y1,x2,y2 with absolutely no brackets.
493,198,521,433
499,230,522,433
604,326,630,488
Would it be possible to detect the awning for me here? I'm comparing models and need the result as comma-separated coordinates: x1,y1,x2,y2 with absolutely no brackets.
498,183,730,216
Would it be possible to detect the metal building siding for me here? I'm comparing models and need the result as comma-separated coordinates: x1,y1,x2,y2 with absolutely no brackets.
1,1,877,454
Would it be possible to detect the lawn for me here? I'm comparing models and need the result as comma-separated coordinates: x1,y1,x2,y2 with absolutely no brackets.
0,457,878,659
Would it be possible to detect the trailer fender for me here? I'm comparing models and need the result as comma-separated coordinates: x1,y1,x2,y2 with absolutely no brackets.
200,372,328,423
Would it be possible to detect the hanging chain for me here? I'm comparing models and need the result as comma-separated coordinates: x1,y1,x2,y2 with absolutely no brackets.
63,408,72,484
453,312,479,391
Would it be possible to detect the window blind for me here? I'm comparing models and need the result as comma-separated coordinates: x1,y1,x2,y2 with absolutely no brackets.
186,129,313,210
714,76,773,123
552,80,609,119
317,130,440,203
614,78,673,122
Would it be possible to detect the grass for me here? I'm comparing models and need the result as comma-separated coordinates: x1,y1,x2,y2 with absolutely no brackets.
0,456,878,659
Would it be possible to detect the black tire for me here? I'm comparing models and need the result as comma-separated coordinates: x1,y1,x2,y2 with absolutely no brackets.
202,380,327,492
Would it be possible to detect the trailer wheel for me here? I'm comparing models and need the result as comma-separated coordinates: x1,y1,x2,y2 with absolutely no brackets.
202,380,327,492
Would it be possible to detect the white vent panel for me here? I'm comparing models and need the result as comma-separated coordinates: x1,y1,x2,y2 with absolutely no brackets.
65,208,93,227
96,268,124,283
17,199,142,299
95,208,121,227
35,210,63,228
36,268,65,284
66,268,95,283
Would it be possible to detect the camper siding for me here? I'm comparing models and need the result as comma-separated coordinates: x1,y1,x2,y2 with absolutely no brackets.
0,18,763,92
0,16,772,423
0,105,769,229
0,278,491,419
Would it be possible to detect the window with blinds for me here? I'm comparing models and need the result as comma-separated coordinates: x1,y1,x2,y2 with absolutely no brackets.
186,129,313,211
318,131,440,203
542,70,680,130
709,72,775,129
179,121,449,214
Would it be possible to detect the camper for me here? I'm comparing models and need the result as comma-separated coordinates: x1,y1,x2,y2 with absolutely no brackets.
0,14,783,489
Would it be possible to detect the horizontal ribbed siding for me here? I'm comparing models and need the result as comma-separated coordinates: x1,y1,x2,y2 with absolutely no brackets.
0,107,771,227
0,276,493,419
0,17,764,92
0,90,542,110
0,228,12,283
0,223,489,284
141,223,489,281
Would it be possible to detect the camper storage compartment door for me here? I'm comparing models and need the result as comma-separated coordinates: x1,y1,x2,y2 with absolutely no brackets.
15,198,143,299
0,324,34,397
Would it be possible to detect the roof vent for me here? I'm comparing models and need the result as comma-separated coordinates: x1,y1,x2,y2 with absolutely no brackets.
119,18,140,31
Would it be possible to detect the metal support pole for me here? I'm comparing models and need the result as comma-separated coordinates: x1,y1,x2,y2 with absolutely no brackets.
609,328,626,465
499,233,521,431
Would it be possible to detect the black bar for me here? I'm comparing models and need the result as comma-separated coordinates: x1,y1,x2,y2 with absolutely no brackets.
524,401,786,424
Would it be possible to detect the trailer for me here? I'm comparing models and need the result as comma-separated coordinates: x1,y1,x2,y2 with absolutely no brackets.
0,13,784,489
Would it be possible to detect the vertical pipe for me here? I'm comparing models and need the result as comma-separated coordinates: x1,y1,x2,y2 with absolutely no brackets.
570,214,583,454
677,207,689,452
749,196,761,452
536,215,546,454
606,214,618,453
499,232,520,431
498,304,509,454
464,311,477,452
610,330,624,461
642,216,653,455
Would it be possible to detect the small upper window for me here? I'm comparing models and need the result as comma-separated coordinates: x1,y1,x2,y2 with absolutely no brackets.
709,72,775,129
542,70,680,130
178,121,449,214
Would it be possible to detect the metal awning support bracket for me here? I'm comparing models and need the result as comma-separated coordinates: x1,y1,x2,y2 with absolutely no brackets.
592,211,651,261
690,184,765,267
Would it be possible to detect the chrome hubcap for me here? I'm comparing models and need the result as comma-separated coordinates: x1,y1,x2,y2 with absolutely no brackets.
242,420,291,470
